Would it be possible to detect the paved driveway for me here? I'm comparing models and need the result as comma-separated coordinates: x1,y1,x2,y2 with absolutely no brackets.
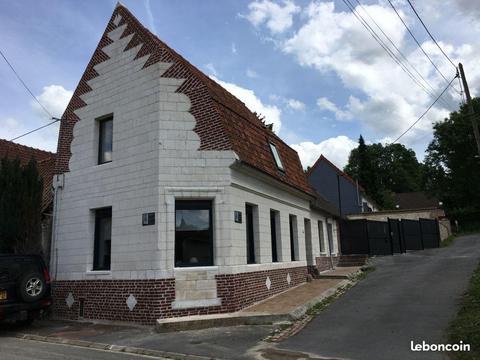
277,234,480,360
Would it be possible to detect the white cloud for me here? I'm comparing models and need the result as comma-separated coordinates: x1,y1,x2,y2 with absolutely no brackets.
286,98,305,111
246,68,259,78
317,96,352,121
243,0,300,34
231,42,237,54
267,1,472,147
211,75,282,133
291,135,357,169
204,63,219,77
32,85,73,119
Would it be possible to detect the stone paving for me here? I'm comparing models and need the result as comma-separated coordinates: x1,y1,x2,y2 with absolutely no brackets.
241,278,343,315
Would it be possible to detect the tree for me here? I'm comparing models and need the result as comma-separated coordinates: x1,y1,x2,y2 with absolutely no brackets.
424,98,480,221
344,137,424,209
0,157,43,254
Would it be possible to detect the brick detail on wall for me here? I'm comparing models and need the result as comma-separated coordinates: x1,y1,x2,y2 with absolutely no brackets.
52,266,307,324
315,256,339,273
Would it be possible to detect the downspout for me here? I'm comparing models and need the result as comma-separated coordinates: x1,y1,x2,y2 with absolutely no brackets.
327,217,334,270
50,174,63,280
356,179,361,212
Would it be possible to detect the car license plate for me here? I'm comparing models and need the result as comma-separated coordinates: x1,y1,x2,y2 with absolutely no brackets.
0,290,6,300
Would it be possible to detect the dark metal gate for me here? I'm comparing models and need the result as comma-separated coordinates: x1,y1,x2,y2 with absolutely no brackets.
420,218,440,248
340,218,440,255
367,221,392,255
388,218,404,253
401,219,423,250
340,219,369,255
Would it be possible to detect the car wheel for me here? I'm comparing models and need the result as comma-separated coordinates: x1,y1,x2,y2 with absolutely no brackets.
18,272,46,303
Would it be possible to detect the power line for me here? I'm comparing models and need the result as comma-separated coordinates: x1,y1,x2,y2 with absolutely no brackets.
0,48,54,119
10,118,61,142
392,74,458,144
342,0,454,109
386,0,461,96
352,0,455,109
405,0,457,69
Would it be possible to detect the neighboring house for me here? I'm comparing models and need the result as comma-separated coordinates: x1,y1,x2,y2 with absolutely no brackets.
307,155,378,216
0,139,56,259
51,4,341,324
348,191,451,240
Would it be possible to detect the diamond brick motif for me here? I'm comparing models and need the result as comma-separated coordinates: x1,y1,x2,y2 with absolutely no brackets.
113,14,122,26
65,293,74,308
265,276,271,290
126,294,137,311
287,273,291,285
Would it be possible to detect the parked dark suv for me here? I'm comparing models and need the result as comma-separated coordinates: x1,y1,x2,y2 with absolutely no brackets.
0,254,52,324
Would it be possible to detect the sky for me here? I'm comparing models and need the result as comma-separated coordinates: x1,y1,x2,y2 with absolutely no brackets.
0,0,479,169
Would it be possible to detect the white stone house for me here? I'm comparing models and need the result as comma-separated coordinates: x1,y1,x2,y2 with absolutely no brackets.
51,4,341,324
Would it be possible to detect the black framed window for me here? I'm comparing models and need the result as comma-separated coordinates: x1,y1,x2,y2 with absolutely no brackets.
289,215,298,261
318,220,325,253
98,116,113,164
270,210,279,262
93,207,112,271
175,200,213,267
246,204,256,264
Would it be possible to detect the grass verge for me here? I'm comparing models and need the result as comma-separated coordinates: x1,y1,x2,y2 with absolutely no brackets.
442,230,480,248
448,261,480,359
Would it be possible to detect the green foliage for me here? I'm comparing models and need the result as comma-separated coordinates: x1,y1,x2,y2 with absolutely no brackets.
448,261,480,360
344,136,424,208
0,156,43,254
424,98,480,224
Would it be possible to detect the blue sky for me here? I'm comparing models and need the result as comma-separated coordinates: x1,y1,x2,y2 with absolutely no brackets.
1,0,478,168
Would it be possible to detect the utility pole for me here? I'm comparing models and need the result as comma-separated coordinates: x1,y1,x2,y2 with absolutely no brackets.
458,63,480,156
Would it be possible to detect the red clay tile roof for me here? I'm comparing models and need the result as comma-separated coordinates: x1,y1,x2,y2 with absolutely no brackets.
0,139,55,211
55,4,314,196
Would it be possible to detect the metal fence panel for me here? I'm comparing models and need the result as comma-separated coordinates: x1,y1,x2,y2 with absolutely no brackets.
340,220,369,254
401,219,423,250
367,220,392,255
420,218,440,248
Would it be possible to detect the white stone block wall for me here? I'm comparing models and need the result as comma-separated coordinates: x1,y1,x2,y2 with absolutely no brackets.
52,15,341,294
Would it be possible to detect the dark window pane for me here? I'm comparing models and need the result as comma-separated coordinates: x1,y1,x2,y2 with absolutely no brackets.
289,215,296,261
93,208,112,270
270,210,278,263
98,117,113,164
175,200,213,267
246,204,255,264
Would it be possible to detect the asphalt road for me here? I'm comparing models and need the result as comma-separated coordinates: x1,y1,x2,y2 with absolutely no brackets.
278,234,480,360
0,337,168,360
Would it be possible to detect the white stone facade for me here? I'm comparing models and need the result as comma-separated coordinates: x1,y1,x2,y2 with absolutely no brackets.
52,14,339,310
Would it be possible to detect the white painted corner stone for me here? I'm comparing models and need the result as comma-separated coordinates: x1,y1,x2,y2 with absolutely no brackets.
126,294,137,311
66,293,74,308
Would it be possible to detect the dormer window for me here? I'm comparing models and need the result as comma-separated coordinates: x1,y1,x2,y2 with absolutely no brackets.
269,142,284,171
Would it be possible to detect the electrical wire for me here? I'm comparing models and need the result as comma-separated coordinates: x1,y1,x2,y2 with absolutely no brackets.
392,74,458,144
386,0,461,96
342,0,454,109
10,118,61,142
353,0,455,109
405,0,457,69
0,48,54,119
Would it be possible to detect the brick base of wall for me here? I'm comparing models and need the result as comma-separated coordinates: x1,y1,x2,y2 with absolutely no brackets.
52,266,307,324
315,256,339,273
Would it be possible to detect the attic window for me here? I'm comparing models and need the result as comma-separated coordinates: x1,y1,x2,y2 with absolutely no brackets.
269,143,284,171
